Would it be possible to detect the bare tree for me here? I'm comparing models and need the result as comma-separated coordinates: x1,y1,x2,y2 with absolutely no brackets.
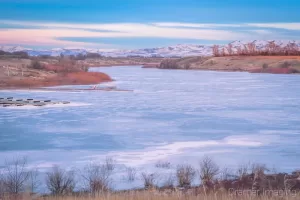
236,46,242,55
161,173,176,189
124,167,137,182
176,164,196,188
219,167,235,181
234,162,256,190
199,157,219,182
236,163,251,179
242,44,249,55
82,163,112,195
212,45,220,57
221,48,226,56
155,161,171,169
251,163,269,193
45,166,75,195
0,173,5,198
247,42,257,55
251,163,269,175
2,157,30,194
141,172,157,189
199,157,219,194
104,157,116,172
226,43,233,56
28,169,40,193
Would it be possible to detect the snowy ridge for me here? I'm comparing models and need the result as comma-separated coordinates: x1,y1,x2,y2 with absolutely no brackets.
1,40,300,58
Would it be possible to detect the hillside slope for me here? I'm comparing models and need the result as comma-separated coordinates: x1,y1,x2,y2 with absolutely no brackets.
159,56,300,74
2,40,300,58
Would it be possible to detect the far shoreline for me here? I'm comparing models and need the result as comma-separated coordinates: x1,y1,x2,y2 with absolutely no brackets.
2,55,300,91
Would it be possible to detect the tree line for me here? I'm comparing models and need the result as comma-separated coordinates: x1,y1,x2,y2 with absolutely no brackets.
1,156,300,198
212,41,300,57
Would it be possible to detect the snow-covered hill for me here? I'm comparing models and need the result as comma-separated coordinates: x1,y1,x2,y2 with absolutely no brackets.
0,46,31,53
1,40,300,58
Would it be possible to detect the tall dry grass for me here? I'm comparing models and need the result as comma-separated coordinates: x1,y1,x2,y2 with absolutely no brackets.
3,190,299,200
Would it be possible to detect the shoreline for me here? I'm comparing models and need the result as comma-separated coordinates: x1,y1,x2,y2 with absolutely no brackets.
158,56,300,74
157,66,300,75
2,55,300,91
0,71,113,90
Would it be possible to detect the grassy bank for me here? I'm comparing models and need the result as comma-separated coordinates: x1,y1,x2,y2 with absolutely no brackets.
159,56,300,74
0,57,112,89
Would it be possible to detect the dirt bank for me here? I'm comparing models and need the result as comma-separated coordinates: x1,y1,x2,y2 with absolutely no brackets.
0,71,112,89
0,58,112,89
159,56,300,74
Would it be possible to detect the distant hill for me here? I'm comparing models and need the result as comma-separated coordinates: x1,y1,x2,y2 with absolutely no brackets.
1,40,300,58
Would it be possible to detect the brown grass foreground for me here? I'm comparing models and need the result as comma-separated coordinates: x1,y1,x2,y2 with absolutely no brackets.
2,190,299,200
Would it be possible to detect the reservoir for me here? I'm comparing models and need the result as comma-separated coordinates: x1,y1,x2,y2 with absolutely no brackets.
1,66,300,189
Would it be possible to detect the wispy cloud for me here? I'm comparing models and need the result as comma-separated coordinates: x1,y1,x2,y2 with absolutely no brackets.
0,20,299,48
153,22,244,28
0,20,248,39
247,23,300,31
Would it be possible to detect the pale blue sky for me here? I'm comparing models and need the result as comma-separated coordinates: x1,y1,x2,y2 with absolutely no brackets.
0,0,299,49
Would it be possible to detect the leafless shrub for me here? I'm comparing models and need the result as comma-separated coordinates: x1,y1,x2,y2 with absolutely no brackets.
104,157,116,172
221,48,226,56
2,157,30,194
213,41,300,57
199,157,219,182
251,163,268,174
161,173,176,189
199,156,219,194
234,162,256,190
0,174,5,198
29,60,45,70
28,169,40,193
155,161,171,169
82,163,112,195
212,45,220,57
176,164,196,188
262,63,269,69
237,163,251,179
124,167,137,182
159,59,180,69
226,43,233,56
280,61,290,68
251,163,269,192
45,166,75,195
292,170,300,176
219,167,235,181
141,172,157,189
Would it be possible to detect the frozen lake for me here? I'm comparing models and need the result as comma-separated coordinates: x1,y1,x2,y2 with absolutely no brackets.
1,66,300,190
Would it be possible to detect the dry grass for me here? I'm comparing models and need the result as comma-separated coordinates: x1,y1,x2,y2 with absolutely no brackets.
1,158,300,200
3,190,299,200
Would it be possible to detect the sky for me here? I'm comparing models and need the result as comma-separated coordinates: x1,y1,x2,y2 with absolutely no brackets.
0,0,300,50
